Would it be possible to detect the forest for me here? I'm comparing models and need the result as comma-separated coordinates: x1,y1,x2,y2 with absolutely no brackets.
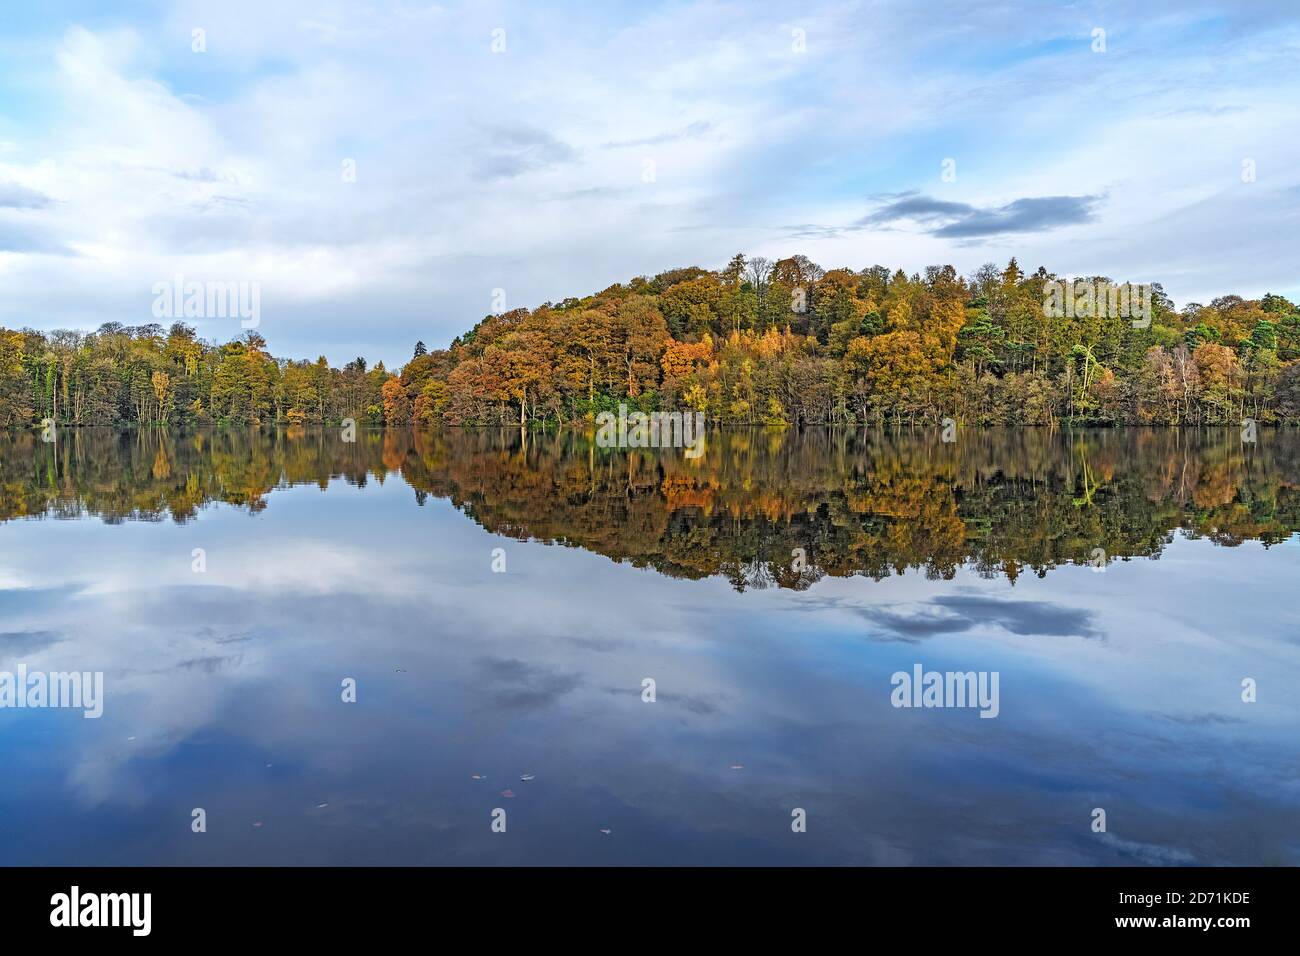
4,254,1300,429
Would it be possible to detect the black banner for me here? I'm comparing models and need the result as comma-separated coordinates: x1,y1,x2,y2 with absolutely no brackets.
0,866,1283,941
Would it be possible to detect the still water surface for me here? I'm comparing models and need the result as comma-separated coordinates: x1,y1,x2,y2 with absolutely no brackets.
1,427,1297,864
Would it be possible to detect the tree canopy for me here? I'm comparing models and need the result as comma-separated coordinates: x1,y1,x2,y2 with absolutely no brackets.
4,256,1299,429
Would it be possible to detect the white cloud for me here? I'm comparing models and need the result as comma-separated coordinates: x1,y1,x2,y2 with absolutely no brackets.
0,1,1296,363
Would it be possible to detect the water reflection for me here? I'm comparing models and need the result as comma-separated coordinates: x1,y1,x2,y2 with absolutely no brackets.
0,427,1297,865
4,426,1299,585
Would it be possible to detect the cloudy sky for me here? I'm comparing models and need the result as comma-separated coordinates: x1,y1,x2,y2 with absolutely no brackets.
1,0,1297,367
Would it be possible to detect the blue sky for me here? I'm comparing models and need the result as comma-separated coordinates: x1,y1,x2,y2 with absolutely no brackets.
0,0,1297,367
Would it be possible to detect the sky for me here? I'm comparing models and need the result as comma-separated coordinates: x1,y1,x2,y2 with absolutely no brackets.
0,0,1297,369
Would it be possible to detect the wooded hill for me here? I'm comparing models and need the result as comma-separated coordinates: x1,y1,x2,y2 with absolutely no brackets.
4,254,1298,428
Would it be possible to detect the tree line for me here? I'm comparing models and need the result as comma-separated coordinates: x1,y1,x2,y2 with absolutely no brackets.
4,254,1300,429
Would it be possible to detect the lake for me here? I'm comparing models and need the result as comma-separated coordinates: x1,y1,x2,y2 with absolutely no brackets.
1,426,1298,865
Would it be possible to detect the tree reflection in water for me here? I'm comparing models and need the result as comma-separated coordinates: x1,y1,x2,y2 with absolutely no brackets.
3,426,1296,590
